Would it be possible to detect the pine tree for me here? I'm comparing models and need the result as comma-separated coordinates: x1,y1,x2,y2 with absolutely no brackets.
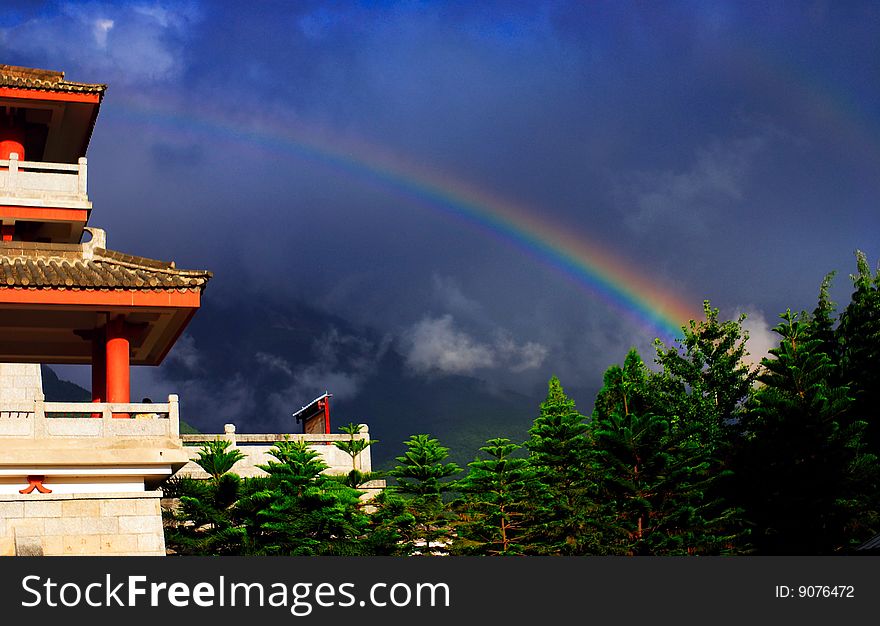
386,434,461,555
653,301,759,455
738,310,877,554
162,439,247,555
332,422,381,489
838,251,880,456
240,439,371,555
452,438,540,555
524,376,600,554
591,349,741,555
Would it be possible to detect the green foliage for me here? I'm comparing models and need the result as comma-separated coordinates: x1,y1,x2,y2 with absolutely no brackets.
193,439,246,482
524,376,601,554
591,349,742,555
737,310,878,554
653,301,759,454
838,251,880,455
333,423,378,471
452,438,540,555
163,444,247,556
386,434,461,555
239,439,372,555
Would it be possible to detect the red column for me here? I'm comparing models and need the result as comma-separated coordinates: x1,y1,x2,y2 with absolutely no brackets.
0,126,25,161
323,397,331,435
91,328,106,417
0,122,24,239
105,317,131,418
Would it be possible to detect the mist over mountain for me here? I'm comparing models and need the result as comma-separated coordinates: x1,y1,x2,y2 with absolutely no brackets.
47,290,599,468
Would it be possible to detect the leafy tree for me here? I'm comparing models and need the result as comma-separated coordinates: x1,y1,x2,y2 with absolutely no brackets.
524,376,600,554
737,310,878,554
386,434,461,555
452,438,540,555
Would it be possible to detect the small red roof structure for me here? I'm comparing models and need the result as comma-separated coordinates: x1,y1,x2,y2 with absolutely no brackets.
292,392,332,435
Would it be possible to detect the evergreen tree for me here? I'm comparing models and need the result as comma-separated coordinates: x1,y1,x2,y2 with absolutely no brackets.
808,271,841,364
653,301,759,455
591,349,741,555
838,251,880,456
162,439,247,555
240,439,371,555
386,434,461,555
332,422,382,489
452,438,540,555
524,376,600,554
738,310,877,554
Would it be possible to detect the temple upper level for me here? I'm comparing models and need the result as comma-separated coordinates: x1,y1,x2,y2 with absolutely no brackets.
0,65,105,243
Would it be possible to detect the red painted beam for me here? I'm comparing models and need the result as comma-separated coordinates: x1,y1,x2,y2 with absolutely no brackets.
0,206,89,222
0,289,201,308
0,87,101,104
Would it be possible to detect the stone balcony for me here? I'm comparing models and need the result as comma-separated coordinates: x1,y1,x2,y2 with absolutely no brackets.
0,153,90,209
0,395,188,494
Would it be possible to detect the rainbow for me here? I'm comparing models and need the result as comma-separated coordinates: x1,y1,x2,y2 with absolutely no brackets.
103,95,701,340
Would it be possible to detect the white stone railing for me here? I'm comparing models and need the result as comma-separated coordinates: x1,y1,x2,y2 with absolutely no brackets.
179,423,374,477
0,153,90,208
0,394,180,439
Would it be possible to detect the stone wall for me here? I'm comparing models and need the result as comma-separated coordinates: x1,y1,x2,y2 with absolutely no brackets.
0,491,165,556
0,363,42,417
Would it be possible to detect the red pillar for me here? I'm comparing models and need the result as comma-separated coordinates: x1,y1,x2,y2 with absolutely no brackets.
105,317,130,418
0,125,25,162
91,328,106,417
323,397,331,435
0,121,24,239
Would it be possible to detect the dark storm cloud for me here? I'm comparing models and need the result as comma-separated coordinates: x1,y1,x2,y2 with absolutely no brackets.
4,1,880,409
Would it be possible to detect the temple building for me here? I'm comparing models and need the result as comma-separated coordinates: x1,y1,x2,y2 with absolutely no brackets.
0,64,211,556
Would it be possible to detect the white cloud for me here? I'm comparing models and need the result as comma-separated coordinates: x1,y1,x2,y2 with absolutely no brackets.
402,314,547,376
494,331,549,372
2,1,201,85
164,333,202,373
261,328,390,416
255,351,293,377
736,308,777,368
431,274,484,317
404,315,495,374
616,134,767,235
92,18,114,48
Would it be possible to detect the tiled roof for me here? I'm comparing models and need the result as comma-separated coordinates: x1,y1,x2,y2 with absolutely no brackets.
0,64,106,96
0,238,211,291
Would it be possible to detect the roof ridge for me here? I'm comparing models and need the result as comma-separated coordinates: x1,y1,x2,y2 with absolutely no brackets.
0,64,107,93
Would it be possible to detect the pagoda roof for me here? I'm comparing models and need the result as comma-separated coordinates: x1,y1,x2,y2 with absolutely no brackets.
0,64,106,96
0,230,211,292
0,229,211,366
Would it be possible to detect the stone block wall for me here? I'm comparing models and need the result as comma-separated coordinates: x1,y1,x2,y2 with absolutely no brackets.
0,491,165,556
0,363,42,417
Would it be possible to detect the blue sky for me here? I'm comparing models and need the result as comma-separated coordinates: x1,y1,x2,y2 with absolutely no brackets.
2,1,879,416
